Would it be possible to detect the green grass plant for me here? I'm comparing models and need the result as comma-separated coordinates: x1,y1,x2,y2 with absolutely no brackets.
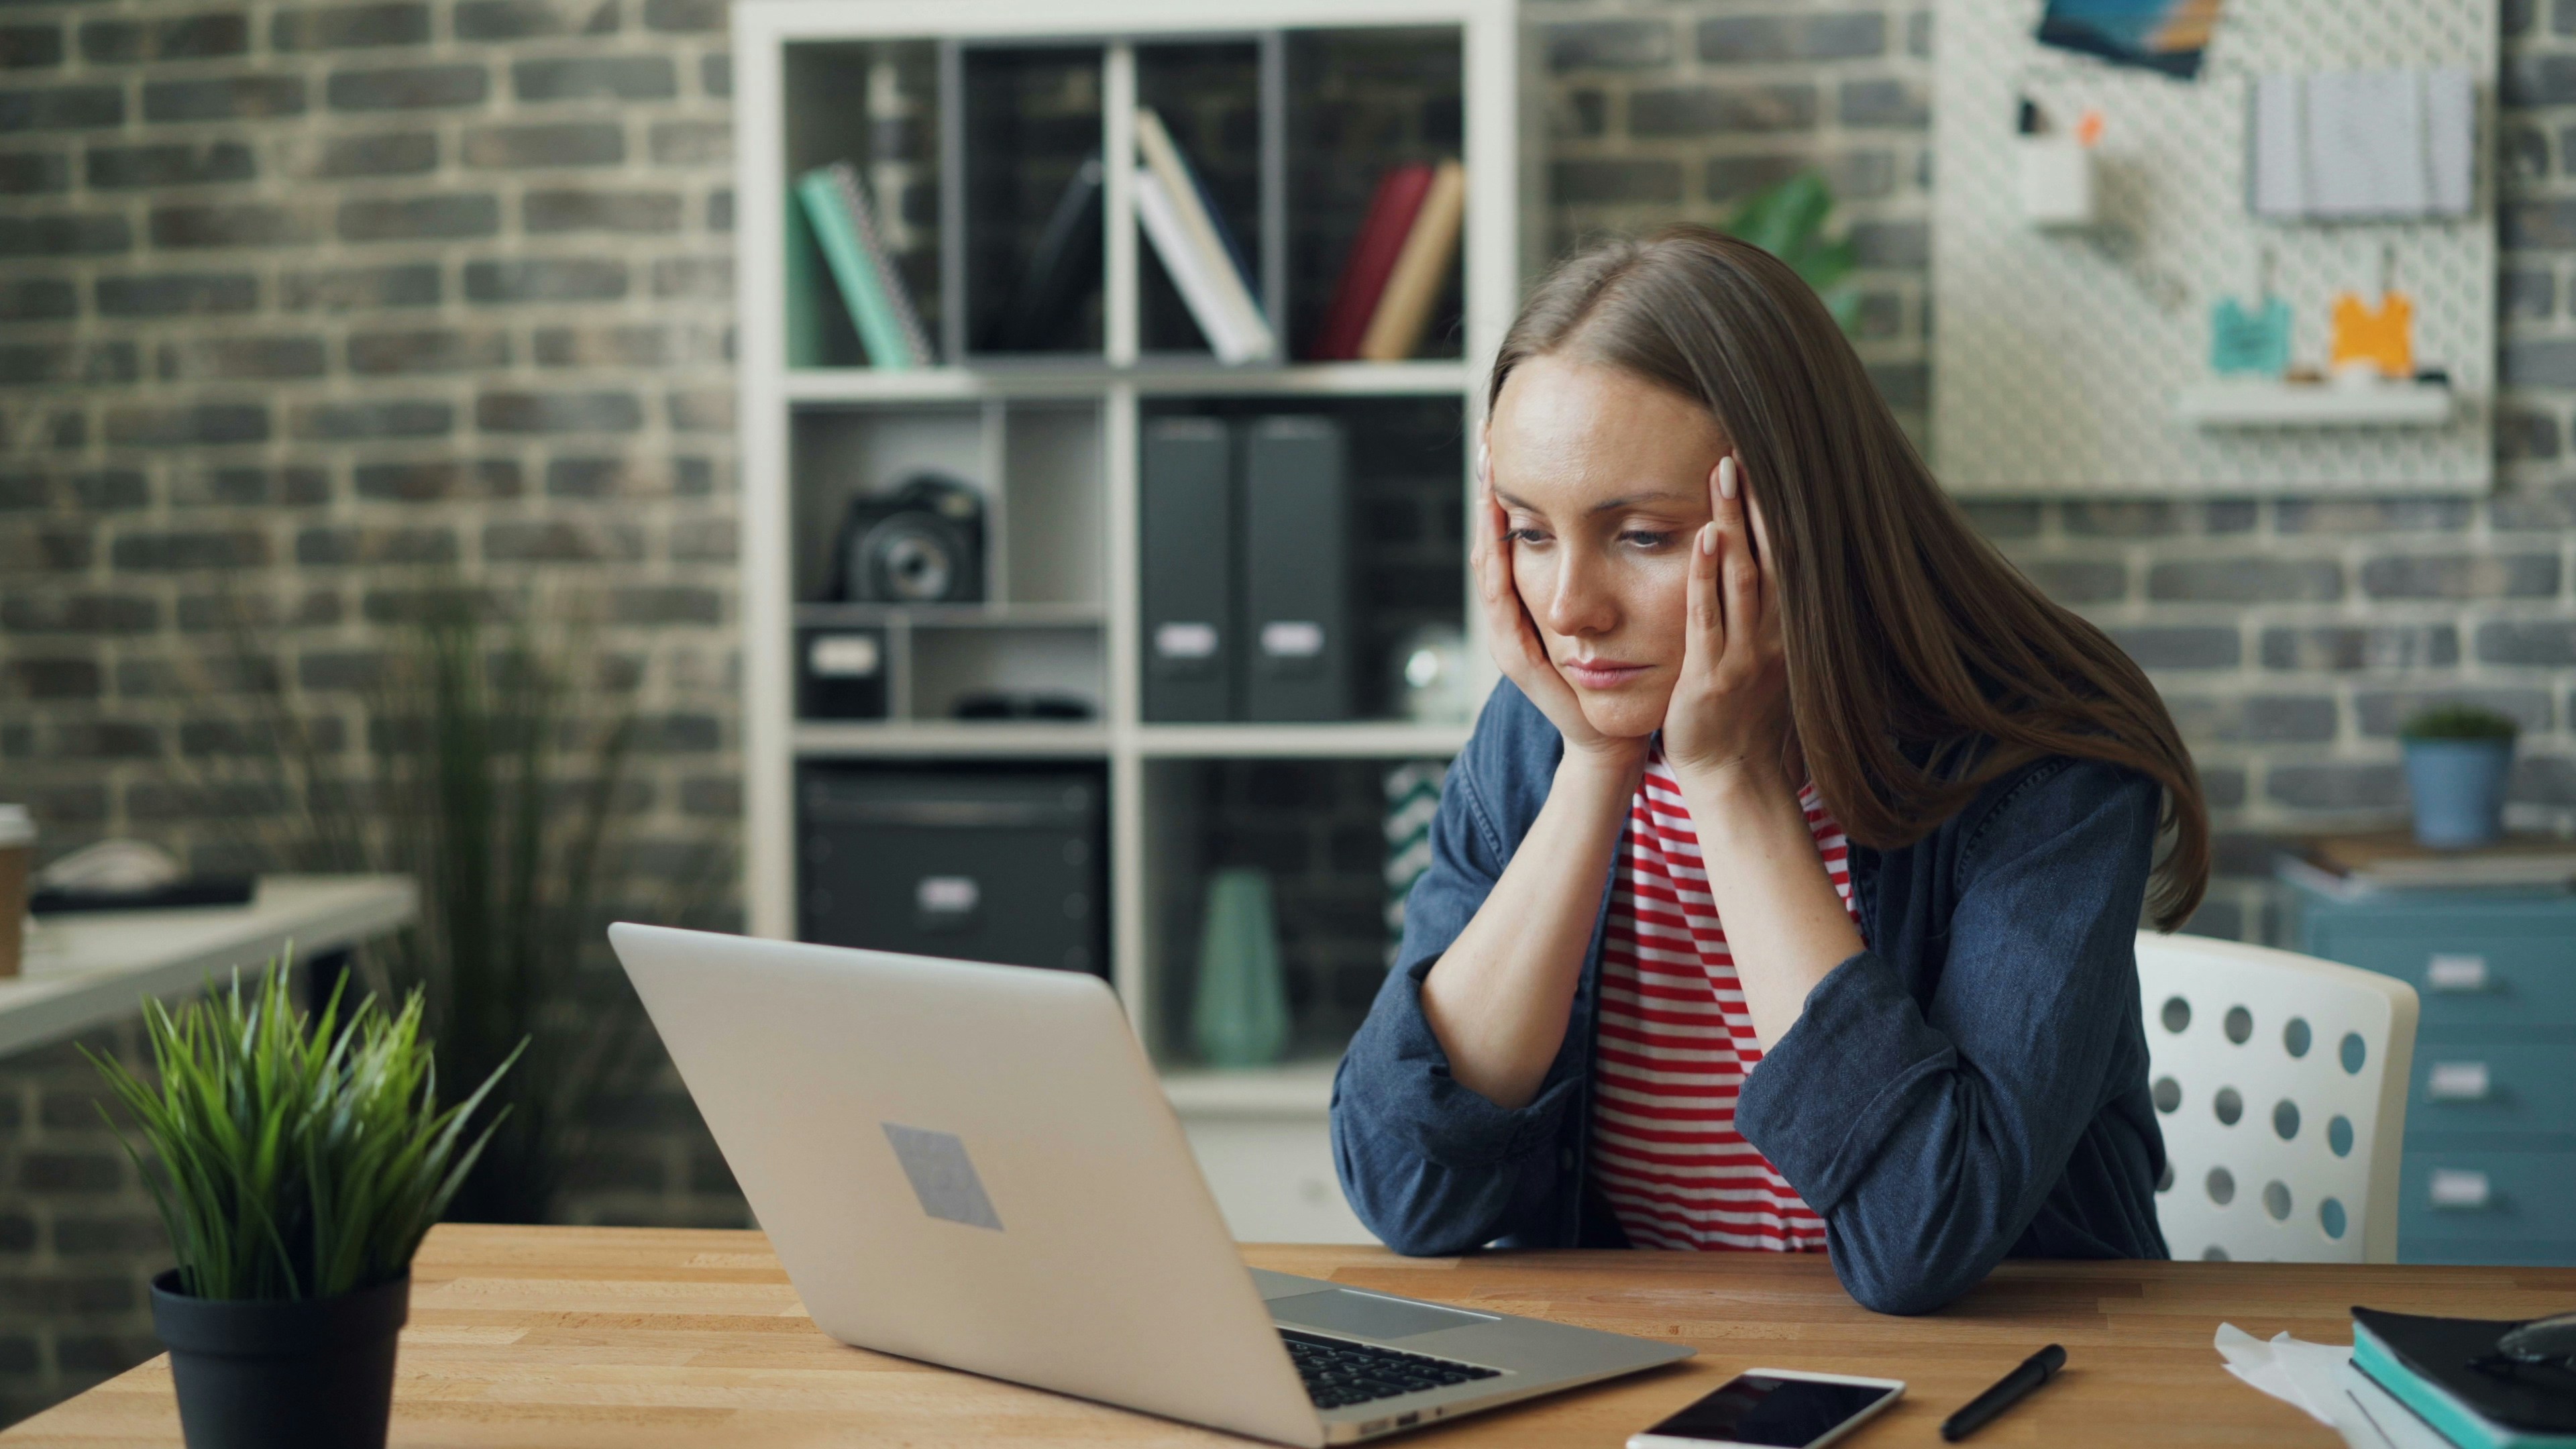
2400,702,2520,742
85,958,521,1301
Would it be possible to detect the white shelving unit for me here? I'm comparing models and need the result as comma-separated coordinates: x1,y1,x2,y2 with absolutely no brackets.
736,0,1532,1242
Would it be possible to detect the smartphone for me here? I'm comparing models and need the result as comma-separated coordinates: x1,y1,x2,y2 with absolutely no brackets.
1627,1369,1906,1449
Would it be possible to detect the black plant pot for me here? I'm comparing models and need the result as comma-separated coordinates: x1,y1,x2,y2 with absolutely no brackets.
148,1269,409,1449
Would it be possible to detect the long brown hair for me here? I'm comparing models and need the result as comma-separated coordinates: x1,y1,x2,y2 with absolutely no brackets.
1491,225,2208,930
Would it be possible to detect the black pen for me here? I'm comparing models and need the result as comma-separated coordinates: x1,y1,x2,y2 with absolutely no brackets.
1940,1344,2066,1442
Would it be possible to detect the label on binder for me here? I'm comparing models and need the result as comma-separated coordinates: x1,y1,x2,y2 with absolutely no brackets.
2427,1061,2490,1102
1154,621,1218,659
809,634,882,678
2425,955,2488,992
1261,621,1326,658
916,875,979,914
2428,1168,2490,1210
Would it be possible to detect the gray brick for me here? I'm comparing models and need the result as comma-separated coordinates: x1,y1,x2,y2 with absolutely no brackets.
327,62,487,110
2259,625,2460,672
0,526,90,571
1850,219,1925,267
142,75,303,122
513,55,673,102
295,649,386,688
2265,763,2403,811
2502,199,2576,250
0,212,130,256
2359,552,2561,599
110,529,268,570
291,399,453,440
464,120,624,168
2513,755,2576,808
1699,11,1883,62
0,25,62,69
150,203,319,250
0,150,68,194
640,0,720,32
2506,54,2576,107
2476,621,2576,666
611,586,720,624
2165,694,2339,743
2109,625,2239,669
1839,77,1928,128
701,50,729,97
85,140,256,189
101,403,266,447
154,335,329,380
1544,19,1670,72
1961,501,2041,539
464,256,625,302
523,186,682,234
2503,266,2555,319
668,388,729,431
1631,85,1817,136
3,658,100,700
2504,336,2576,388
1867,361,1925,409
476,389,643,433
2358,689,2552,737
353,458,521,500
0,594,156,634
337,193,499,241
2499,409,2563,461
0,340,135,385
650,254,728,298
0,85,123,130
2510,123,2551,182
706,185,731,231
482,519,645,561
2063,501,2178,535
295,524,458,565
96,271,256,317
78,14,248,64
453,0,615,39
646,119,725,164
2147,558,2341,603
2496,482,2576,529
278,261,439,311
270,2,431,50
0,278,74,321
669,517,735,561
533,323,666,366
347,326,508,373
307,131,437,178
1550,157,1680,205
170,465,327,507
2274,498,2473,533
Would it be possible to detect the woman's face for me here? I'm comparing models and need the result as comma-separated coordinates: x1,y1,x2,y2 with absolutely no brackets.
1486,354,1729,739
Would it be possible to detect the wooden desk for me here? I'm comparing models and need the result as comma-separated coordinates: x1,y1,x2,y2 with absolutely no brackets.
7,1224,2569,1446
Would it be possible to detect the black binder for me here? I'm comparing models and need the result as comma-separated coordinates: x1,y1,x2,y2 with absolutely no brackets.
1141,417,1235,722
1240,415,1350,721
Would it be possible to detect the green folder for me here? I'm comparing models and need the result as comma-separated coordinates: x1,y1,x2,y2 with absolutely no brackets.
784,196,827,369
794,166,914,370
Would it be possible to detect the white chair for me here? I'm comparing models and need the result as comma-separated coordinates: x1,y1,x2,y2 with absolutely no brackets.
2134,932,2418,1264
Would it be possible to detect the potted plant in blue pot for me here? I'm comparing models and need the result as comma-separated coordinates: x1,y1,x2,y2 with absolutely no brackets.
86,962,517,1449
2400,703,2520,849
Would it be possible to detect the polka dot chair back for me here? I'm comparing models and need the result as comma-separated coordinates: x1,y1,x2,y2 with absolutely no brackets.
2135,932,2420,1264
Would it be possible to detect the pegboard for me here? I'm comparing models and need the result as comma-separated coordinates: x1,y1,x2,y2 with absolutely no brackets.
1931,0,2497,494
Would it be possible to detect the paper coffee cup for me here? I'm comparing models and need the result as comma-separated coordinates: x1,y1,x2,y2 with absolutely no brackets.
0,806,30,979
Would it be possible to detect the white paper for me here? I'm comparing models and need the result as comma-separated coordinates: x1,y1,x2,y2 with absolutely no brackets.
2304,69,2428,218
2215,1323,2344,1426
2424,66,2475,216
2251,72,2308,219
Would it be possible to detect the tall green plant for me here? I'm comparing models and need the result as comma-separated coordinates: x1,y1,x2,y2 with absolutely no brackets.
85,961,520,1301
1725,170,1862,334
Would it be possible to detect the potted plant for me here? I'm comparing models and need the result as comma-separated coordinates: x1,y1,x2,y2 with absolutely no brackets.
2400,702,2520,849
85,961,518,1449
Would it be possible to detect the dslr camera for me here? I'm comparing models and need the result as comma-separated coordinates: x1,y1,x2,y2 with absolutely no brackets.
830,472,986,604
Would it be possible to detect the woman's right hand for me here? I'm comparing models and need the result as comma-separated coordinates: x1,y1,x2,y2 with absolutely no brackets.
1473,442,1645,773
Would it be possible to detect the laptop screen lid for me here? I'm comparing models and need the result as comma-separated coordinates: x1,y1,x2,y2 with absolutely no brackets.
608,924,1325,1448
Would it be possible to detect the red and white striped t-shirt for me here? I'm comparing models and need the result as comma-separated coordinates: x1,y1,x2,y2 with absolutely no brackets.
1587,747,1862,1252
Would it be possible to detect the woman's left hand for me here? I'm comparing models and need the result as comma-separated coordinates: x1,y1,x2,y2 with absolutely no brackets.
1660,453,1796,793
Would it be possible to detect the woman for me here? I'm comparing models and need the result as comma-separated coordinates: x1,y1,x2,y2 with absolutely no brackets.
1331,227,2206,1316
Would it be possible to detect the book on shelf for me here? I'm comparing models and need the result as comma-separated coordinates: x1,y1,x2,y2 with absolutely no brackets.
2277,828,2576,900
794,161,935,370
2349,1308,2576,1449
1309,162,1434,361
1357,158,1466,362
1134,105,1274,363
983,152,1104,354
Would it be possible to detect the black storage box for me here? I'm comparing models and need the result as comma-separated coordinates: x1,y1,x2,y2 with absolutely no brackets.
798,763,1107,978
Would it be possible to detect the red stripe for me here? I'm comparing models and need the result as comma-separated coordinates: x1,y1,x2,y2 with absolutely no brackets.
1587,752,1860,1256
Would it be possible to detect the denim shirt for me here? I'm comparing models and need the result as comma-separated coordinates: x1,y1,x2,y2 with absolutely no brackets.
1330,682,2171,1315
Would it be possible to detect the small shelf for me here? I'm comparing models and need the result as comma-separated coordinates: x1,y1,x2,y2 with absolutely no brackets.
1161,1059,1340,1117
794,722,1110,756
2177,380,2456,429
795,601,1105,627
783,359,1472,402
1135,721,1472,758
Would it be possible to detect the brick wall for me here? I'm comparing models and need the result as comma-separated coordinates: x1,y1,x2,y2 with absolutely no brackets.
3,0,2574,1424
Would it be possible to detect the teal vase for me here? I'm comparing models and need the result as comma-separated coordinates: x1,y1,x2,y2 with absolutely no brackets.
1191,869,1289,1068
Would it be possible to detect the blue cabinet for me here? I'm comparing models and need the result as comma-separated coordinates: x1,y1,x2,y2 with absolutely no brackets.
2284,882,2576,1266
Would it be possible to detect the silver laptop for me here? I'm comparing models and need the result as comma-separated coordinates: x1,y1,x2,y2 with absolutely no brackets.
609,924,1690,1446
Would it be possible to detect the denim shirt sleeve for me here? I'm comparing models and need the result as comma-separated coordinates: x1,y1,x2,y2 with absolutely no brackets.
1329,687,1591,1255
1731,757,2159,1315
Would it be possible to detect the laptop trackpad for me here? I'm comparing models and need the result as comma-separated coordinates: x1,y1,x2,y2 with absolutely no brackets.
1268,1289,1497,1340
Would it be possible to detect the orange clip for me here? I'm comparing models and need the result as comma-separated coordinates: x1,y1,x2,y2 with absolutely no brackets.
2075,109,2105,148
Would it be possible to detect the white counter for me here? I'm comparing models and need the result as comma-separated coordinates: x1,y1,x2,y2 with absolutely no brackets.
3,874,418,1059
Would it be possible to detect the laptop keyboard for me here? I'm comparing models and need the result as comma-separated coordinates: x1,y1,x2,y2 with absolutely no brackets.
1281,1327,1503,1409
